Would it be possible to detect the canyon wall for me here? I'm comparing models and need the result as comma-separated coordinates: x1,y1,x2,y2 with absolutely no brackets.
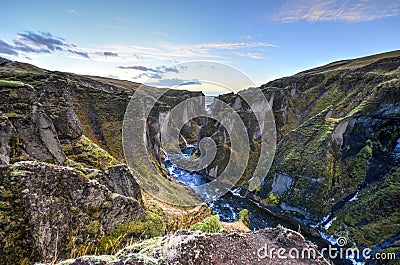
205,51,400,250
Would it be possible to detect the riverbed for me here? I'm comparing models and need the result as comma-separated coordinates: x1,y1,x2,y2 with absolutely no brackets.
163,147,368,265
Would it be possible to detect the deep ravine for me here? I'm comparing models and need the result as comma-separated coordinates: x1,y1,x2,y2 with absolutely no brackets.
163,146,360,265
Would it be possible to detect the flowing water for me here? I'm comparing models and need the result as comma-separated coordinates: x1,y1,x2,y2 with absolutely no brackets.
163,147,279,229
163,147,398,264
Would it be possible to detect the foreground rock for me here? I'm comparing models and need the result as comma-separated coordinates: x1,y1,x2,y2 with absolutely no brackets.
60,226,330,265
0,161,144,264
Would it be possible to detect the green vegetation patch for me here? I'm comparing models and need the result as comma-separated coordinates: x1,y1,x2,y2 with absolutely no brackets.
190,215,222,233
113,211,166,239
237,209,250,228
0,79,25,87
0,70,49,88
329,169,400,248
63,135,119,170
71,210,166,257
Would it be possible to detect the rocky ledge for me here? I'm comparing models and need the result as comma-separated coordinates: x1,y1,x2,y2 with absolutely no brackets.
59,226,329,265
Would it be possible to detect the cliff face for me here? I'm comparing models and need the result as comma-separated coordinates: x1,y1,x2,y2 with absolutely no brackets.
206,51,400,249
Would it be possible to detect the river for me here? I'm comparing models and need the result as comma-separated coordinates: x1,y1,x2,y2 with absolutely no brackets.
164,146,277,228
163,145,397,265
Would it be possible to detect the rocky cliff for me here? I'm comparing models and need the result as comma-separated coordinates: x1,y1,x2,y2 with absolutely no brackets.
206,51,400,253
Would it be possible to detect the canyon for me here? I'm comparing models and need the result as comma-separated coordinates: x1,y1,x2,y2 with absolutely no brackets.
0,51,399,264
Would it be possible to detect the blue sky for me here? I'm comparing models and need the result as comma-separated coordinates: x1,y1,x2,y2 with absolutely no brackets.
0,0,399,92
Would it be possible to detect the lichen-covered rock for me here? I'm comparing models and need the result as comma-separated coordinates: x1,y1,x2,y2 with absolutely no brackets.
61,226,330,265
0,82,66,165
0,116,17,165
96,164,143,205
0,161,144,264
39,78,82,141
32,102,66,164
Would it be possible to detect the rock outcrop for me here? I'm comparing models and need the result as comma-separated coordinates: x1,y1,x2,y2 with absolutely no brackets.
96,165,143,202
59,226,330,265
0,161,144,264
0,81,66,165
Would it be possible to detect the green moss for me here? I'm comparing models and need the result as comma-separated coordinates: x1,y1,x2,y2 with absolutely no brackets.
3,112,24,118
113,211,166,238
342,140,373,183
9,90,18,98
108,193,120,200
87,220,101,234
329,170,400,248
267,193,280,206
237,209,250,228
0,79,25,87
364,139,373,157
0,167,33,264
63,158,87,172
63,135,119,170
71,210,165,257
0,70,49,88
0,189,12,198
190,215,222,233
275,107,334,178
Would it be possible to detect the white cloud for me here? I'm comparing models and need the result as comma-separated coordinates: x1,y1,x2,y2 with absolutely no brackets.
273,0,400,23
232,51,264,59
114,16,129,23
145,78,201,87
1,31,276,69
68,9,81,16
191,41,276,49
92,41,275,62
